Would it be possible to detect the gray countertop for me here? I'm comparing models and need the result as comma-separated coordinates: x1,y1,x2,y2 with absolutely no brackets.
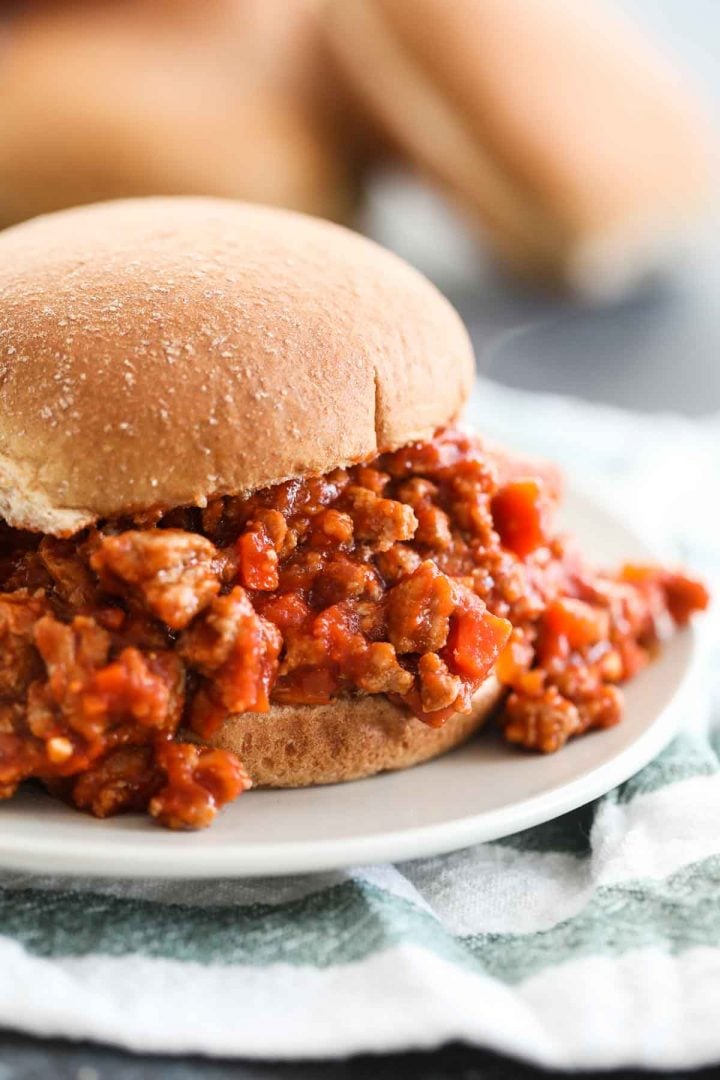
466,248,720,418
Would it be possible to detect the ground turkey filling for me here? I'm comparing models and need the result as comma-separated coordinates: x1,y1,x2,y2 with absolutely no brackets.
0,427,708,828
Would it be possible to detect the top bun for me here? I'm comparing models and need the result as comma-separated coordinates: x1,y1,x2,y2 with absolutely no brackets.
0,197,474,535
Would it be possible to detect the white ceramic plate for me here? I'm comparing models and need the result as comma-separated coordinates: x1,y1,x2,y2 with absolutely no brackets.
0,490,700,878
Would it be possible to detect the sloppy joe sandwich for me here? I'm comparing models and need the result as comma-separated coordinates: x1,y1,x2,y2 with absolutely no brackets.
0,198,707,828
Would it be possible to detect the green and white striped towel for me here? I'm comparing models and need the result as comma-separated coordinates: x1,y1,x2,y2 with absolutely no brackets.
1,380,718,1070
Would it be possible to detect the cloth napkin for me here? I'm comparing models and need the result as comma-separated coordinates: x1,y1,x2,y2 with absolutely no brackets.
1,379,718,1071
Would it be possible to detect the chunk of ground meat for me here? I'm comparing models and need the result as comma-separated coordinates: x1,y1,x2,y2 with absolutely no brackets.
91,530,221,630
69,744,163,818
387,561,455,654
38,537,100,610
575,684,624,732
503,686,583,752
343,487,417,551
148,742,251,829
394,478,453,550
311,555,383,607
34,610,110,673
179,587,282,734
250,508,289,552
0,703,32,797
374,543,423,585
0,592,48,697
445,471,496,541
350,642,413,695
417,653,463,713
237,524,280,591
313,508,354,547
30,613,183,767
414,504,453,550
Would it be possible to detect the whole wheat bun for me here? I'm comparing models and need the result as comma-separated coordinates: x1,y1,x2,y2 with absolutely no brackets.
0,196,474,535
324,0,714,297
0,0,357,228
199,677,502,787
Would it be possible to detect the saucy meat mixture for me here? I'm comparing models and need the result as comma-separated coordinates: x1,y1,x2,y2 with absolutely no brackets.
0,427,708,828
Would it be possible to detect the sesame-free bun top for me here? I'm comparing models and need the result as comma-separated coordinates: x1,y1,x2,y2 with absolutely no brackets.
0,197,474,536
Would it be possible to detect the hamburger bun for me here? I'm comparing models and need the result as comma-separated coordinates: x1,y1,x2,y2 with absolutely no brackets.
0,196,474,537
202,678,502,787
323,0,714,297
0,0,357,227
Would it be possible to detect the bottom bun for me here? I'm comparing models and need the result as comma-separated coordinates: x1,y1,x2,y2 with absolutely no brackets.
198,675,503,788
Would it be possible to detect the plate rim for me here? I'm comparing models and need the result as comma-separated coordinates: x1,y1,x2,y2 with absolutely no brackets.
0,490,703,878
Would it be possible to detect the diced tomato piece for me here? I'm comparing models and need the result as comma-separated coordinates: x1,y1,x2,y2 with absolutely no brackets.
536,625,569,669
620,563,659,587
491,478,549,558
188,690,228,740
445,592,511,680
273,667,337,705
662,573,709,626
495,628,534,685
537,597,610,669
544,597,610,649
621,565,709,627
313,604,364,665
220,622,279,716
257,591,312,632
237,527,279,591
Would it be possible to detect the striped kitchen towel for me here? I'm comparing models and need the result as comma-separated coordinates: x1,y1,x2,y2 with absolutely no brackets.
0,380,718,1070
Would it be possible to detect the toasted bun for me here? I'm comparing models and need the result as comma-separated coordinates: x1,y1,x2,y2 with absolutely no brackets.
199,676,501,787
0,197,474,536
324,0,713,296
0,0,356,227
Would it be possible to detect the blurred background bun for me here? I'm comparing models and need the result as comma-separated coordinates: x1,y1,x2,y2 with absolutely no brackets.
323,0,714,298
0,0,361,228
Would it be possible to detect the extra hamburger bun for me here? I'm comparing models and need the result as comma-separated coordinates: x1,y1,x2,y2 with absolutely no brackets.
203,679,502,787
0,197,474,537
0,0,357,227
0,195,494,787
323,0,714,297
